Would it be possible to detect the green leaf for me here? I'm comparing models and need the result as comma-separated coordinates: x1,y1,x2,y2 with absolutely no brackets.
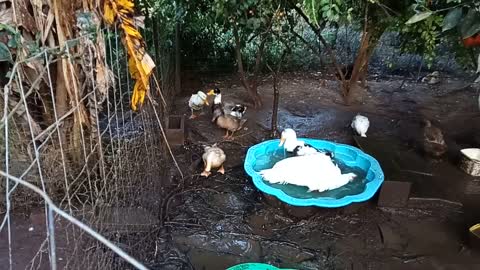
0,42,12,62
405,11,433,25
442,8,463,32
463,22,480,38
7,37,18,48
0,23,17,34
460,9,480,38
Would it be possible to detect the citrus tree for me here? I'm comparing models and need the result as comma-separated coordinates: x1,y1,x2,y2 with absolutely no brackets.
402,0,480,81
299,0,413,103
212,0,288,108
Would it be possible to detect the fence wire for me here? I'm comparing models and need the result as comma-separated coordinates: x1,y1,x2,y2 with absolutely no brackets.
0,28,175,269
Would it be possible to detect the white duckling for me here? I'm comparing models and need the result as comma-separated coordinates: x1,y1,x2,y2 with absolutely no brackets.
279,128,333,158
259,153,356,192
351,114,370,137
201,144,226,177
188,90,214,119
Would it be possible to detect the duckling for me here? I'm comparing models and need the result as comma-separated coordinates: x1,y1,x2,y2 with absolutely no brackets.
280,128,334,158
351,114,370,137
421,71,441,85
422,119,447,158
212,93,247,139
201,144,226,177
188,90,215,119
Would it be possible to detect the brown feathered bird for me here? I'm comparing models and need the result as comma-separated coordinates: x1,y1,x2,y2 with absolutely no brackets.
422,119,447,158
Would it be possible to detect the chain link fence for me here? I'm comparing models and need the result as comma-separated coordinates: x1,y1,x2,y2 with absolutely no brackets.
0,27,176,269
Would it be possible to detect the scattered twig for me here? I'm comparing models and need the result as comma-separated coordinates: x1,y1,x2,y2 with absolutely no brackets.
400,169,434,176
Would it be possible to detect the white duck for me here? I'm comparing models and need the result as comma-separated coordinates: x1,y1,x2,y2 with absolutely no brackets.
201,144,226,177
259,152,356,192
351,114,369,137
279,128,334,158
188,90,214,119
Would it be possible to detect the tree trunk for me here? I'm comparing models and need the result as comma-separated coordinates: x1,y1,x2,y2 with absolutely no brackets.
52,0,69,145
343,22,385,104
343,30,371,100
268,49,288,138
271,72,279,138
233,25,263,108
249,35,267,108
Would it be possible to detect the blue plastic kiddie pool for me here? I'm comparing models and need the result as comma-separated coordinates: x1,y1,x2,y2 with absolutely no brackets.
227,263,295,270
244,138,384,208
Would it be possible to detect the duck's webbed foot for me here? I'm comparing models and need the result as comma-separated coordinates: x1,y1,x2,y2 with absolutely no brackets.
217,165,225,175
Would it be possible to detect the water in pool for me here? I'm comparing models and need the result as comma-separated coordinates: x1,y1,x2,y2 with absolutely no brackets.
253,147,368,200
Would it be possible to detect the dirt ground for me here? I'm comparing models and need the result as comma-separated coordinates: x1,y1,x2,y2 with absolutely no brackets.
158,70,480,269
2,70,480,270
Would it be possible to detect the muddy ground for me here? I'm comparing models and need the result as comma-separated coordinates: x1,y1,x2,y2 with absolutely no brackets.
157,70,480,269
2,70,480,270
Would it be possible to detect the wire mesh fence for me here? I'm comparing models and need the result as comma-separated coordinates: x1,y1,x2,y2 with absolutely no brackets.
0,26,175,269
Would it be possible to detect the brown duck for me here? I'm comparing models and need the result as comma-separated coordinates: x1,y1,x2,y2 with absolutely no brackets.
422,119,447,158
211,92,247,139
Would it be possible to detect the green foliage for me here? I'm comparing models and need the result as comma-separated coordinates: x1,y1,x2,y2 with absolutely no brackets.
213,0,278,31
399,13,443,66
0,42,11,62
405,11,433,24
402,0,480,69
461,8,480,38
0,23,21,62
303,0,347,25
132,0,478,75
442,7,462,32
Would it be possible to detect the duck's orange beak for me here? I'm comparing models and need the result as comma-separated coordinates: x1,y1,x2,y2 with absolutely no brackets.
205,99,210,106
279,137,286,147
207,89,215,96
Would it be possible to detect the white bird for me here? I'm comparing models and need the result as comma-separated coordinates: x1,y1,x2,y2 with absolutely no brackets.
259,153,356,193
188,90,214,119
201,144,226,177
279,128,334,158
351,114,370,137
